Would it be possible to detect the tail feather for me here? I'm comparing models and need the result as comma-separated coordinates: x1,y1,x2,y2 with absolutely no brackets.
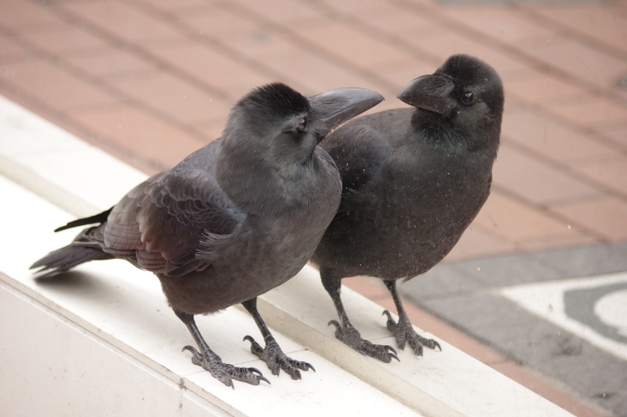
33,209,115,277
54,207,112,232
30,244,114,277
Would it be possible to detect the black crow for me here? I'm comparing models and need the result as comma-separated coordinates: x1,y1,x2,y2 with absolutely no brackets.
31,83,384,386
311,55,504,362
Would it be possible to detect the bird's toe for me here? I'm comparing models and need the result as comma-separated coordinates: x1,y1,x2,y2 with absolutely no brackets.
383,312,441,356
182,344,270,387
244,335,314,380
331,320,400,363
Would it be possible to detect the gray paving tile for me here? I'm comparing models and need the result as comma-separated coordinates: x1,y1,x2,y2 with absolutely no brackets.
481,315,586,366
418,292,536,333
449,253,564,288
420,289,627,417
531,241,627,279
538,347,627,417
398,264,485,300
406,240,627,417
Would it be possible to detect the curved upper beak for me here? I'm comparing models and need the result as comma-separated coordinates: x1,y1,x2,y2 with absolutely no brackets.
397,74,456,114
308,87,384,137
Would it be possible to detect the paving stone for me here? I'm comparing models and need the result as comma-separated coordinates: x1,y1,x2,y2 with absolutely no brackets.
419,292,536,332
449,252,564,287
531,241,627,278
423,289,627,417
398,263,485,301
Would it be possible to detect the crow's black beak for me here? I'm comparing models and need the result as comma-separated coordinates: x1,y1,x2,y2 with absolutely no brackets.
309,88,384,137
397,74,456,114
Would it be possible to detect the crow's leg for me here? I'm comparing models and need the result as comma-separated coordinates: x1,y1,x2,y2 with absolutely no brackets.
382,280,441,355
242,298,314,380
174,310,269,388
321,269,399,363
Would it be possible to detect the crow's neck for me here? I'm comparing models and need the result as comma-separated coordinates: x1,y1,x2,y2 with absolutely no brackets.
410,110,500,154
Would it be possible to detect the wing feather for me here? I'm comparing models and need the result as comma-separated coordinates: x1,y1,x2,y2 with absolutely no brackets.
100,145,245,276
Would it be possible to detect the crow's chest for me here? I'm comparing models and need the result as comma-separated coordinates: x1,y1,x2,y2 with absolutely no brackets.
372,152,491,239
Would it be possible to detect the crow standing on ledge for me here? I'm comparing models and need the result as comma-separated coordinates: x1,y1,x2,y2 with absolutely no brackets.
312,55,504,362
31,83,384,387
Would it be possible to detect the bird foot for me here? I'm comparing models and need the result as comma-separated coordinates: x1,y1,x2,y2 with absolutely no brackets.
183,345,270,388
244,336,314,380
382,310,441,355
328,320,399,363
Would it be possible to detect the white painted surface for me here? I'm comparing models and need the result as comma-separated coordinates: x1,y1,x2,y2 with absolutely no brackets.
0,94,573,416
596,289,627,338
501,274,627,361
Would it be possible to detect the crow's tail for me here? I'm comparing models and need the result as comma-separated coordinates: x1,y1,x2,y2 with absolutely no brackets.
54,207,113,232
30,229,114,277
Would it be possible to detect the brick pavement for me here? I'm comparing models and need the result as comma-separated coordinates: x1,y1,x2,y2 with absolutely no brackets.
1,0,626,415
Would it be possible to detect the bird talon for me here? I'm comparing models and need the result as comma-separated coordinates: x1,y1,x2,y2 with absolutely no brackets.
244,337,264,356
182,345,200,355
257,375,271,385
245,335,314,380
248,367,264,376
386,345,398,356
328,319,340,328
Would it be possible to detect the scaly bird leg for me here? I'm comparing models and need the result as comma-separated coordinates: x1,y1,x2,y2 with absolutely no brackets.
174,310,269,388
321,269,399,363
382,280,441,355
242,298,314,380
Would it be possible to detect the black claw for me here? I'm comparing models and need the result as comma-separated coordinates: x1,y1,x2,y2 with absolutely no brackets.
329,318,400,363
244,335,314,380
182,344,271,388
182,344,199,354
245,367,270,385
248,367,264,376
243,335,265,356
386,345,398,357
258,375,271,385
328,320,340,328
383,309,441,356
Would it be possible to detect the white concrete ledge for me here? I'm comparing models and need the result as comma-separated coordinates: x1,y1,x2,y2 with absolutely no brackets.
0,95,572,417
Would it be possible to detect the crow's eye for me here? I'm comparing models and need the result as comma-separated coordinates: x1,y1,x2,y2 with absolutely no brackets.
461,91,475,105
297,117,308,132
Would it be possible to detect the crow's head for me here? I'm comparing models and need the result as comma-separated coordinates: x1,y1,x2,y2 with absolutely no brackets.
397,55,504,151
224,83,383,170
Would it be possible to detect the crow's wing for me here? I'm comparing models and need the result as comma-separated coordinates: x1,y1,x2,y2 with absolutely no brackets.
102,149,245,277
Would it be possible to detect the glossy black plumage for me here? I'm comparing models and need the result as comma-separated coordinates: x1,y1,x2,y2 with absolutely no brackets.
32,83,384,387
312,55,504,361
